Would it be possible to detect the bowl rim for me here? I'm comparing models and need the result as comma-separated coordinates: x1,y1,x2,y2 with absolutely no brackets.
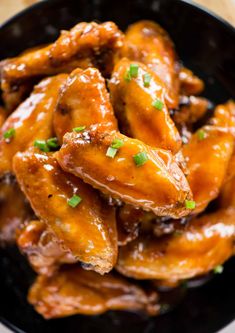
0,0,235,332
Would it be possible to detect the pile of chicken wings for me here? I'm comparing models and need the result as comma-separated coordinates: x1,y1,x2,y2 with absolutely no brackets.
0,20,235,319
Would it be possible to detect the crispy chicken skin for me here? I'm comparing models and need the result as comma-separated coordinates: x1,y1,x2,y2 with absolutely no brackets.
116,207,235,280
109,58,181,152
0,175,32,245
120,20,180,109
54,67,118,143
182,101,235,213
28,266,159,318
57,127,192,218
1,22,124,99
13,149,117,274
179,67,205,96
17,220,76,276
0,75,67,176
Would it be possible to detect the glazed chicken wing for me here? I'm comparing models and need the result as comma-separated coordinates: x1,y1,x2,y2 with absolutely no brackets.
116,207,235,280
109,58,181,152
54,67,117,143
120,20,180,108
17,220,76,276
0,175,32,245
1,21,124,110
28,266,159,318
0,75,67,176
57,127,192,218
13,149,117,274
182,101,235,213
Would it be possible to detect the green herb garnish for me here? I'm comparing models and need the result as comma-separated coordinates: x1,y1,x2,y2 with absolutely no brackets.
73,126,86,132
111,138,124,149
133,152,149,167
143,73,151,87
197,129,206,141
214,265,224,274
152,99,164,110
106,147,118,158
3,128,15,140
34,140,49,152
129,64,139,78
67,195,82,208
185,200,196,209
47,137,60,149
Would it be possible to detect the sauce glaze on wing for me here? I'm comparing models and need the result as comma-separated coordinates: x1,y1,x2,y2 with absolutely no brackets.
1,21,124,100
57,127,192,218
116,208,235,280
13,149,117,274
28,266,159,318
182,101,235,213
109,58,181,152
17,220,76,276
54,67,118,143
0,74,67,176
120,20,180,109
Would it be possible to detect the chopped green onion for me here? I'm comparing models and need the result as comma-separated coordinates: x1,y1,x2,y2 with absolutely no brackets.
73,126,86,132
152,99,164,110
133,152,149,167
214,265,224,274
197,129,206,141
111,138,124,149
47,137,60,149
34,140,49,152
129,64,139,78
124,70,131,82
143,73,151,87
106,147,118,158
185,200,196,209
3,128,15,140
67,195,82,208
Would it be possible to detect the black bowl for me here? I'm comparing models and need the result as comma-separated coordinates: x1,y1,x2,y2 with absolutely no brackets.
0,0,235,332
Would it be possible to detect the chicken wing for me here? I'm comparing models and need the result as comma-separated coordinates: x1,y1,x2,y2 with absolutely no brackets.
109,58,181,152
0,75,67,176
17,220,76,276
182,101,235,213
28,266,159,318
57,127,192,218
1,21,124,108
179,67,205,96
0,174,32,245
116,207,235,280
119,20,180,108
13,149,117,274
54,67,117,143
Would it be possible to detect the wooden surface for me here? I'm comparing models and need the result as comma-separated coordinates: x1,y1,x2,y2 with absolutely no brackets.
0,0,235,26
